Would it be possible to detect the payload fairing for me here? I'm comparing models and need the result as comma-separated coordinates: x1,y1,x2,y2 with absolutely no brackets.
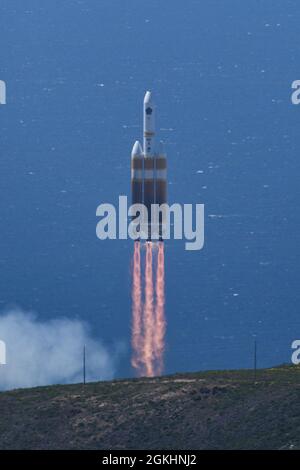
131,91,167,240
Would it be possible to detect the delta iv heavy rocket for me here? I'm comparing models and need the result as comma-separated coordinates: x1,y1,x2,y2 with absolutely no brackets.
131,91,167,240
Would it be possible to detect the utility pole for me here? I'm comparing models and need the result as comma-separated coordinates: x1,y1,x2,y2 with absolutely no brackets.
83,344,86,385
254,339,257,382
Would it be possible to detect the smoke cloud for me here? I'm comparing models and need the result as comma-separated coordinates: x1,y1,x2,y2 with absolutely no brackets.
0,308,120,391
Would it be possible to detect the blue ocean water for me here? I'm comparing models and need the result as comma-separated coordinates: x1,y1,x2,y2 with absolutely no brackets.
1,0,299,378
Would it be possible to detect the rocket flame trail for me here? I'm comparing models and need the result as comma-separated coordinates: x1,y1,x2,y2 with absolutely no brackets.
143,242,155,377
154,242,166,375
131,241,166,377
131,241,144,375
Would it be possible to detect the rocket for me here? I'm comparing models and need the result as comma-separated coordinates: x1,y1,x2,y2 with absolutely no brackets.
131,91,167,240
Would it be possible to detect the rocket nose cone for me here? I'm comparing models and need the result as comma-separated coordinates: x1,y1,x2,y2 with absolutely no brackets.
144,90,152,105
131,140,143,158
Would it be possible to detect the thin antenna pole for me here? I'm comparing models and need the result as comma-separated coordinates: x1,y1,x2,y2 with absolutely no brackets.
254,339,257,382
83,344,86,385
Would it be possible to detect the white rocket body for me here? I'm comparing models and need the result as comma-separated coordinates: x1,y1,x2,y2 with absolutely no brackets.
131,91,167,240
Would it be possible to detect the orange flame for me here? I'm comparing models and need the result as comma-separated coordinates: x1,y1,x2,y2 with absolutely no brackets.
143,242,155,376
154,241,166,375
131,241,144,374
131,241,166,377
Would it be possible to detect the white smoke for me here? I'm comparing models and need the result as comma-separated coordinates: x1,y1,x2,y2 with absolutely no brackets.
0,308,120,390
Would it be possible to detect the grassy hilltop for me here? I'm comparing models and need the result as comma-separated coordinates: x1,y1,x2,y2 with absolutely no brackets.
0,365,300,450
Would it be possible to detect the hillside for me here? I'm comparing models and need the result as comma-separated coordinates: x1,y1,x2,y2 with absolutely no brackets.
0,365,300,450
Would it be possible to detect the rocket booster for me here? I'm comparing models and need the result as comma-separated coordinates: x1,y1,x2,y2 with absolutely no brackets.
131,91,167,240
131,140,143,207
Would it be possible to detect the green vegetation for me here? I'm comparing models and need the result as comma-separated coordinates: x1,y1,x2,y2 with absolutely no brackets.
0,364,299,449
